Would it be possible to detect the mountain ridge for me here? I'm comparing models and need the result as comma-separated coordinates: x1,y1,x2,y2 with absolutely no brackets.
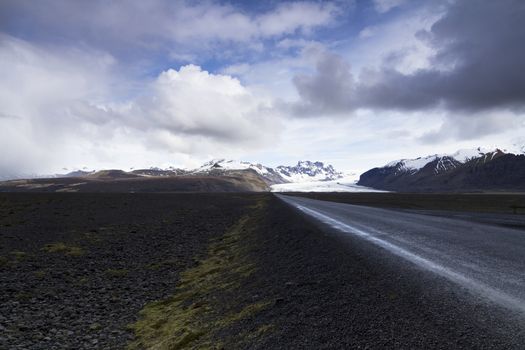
358,147,525,192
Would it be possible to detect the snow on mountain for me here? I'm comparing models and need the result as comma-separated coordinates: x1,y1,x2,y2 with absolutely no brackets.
507,142,525,155
385,147,504,174
386,154,441,173
275,161,344,183
188,159,347,185
192,159,272,176
1,159,351,189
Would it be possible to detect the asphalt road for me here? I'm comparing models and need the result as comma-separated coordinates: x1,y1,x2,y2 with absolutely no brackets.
277,194,525,317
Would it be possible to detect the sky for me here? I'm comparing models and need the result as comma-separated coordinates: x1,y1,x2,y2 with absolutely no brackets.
1,0,525,177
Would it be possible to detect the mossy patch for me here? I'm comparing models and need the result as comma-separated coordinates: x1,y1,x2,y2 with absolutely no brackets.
34,270,47,278
105,268,129,277
15,291,33,301
128,196,273,349
11,250,28,261
42,242,85,256
82,232,103,243
89,322,102,331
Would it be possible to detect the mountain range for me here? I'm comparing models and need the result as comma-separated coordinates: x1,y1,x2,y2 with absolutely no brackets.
0,160,347,193
2,146,524,193
358,147,525,192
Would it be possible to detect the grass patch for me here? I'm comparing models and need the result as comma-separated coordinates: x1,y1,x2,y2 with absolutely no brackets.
11,250,28,261
76,277,89,285
128,196,272,349
89,322,102,331
42,242,85,256
105,268,129,277
34,270,46,278
15,291,33,301
82,232,103,243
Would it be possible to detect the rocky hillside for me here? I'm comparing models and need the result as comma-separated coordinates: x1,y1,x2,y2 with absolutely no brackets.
189,159,286,185
358,148,525,192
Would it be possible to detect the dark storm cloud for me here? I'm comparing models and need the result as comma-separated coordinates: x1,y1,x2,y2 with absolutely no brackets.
293,52,354,114
294,0,525,114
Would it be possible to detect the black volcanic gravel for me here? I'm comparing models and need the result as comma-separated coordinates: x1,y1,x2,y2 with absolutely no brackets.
1,193,525,349
0,193,254,349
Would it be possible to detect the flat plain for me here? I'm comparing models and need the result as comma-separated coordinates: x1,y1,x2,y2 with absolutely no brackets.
2,192,525,349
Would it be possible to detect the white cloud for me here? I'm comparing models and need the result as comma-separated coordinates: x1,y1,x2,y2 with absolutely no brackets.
1,1,340,50
257,2,339,37
358,26,376,39
0,36,280,174
373,0,406,14
121,65,277,143
343,7,439,74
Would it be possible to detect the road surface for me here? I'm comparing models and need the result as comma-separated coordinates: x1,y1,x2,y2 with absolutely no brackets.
277,194,525,316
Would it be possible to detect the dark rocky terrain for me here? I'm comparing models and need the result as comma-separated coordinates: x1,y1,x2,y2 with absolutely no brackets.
0,171,269,193
0,193,255,349
2,192,525,349
358,153,525,192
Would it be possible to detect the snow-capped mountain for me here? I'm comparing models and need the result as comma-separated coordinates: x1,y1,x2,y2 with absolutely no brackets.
189,159,286,185
358,147,525,192
385,147,506,175
191,159,273,176
275,161,344,183
187,159,346,185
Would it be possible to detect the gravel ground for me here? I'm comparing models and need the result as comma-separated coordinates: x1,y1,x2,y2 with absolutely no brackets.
0,193,254,349
2,192,524,349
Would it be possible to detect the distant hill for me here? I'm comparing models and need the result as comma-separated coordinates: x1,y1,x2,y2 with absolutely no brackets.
358,148,525,192
0,173,269,193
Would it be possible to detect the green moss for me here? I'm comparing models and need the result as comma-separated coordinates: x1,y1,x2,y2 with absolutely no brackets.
15,291,32,301
11,250,28,261
42,242,85,256
128,197,273,350
89,322,102,331
105,268,129,277
82,232,103,243
34,270,46,278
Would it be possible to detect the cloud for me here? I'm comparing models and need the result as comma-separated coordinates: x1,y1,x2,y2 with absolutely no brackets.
358,27,376,39
292,0,525,115
373,0,406,14
119,65,277,143
0,35,279,174
419,112,523,144
0,0,339,58
292,52,354,115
